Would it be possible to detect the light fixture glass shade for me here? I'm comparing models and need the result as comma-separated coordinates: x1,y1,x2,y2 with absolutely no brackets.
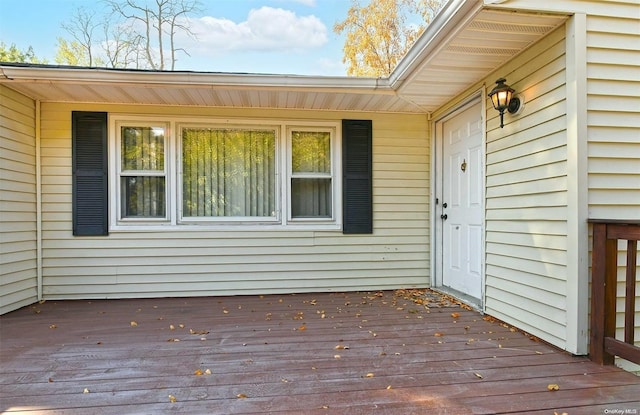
488,78,514,111
488,78,516,128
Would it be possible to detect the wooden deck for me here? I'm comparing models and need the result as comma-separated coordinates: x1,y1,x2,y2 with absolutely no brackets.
1,289,638,414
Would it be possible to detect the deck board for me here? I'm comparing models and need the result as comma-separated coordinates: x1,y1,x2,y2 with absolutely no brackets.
1,290,638,414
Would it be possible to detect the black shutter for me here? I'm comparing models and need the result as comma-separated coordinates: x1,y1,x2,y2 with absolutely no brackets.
342,119,372,234
72,111,108,236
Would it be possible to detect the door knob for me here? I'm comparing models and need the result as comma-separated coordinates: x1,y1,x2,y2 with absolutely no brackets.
442,203,448,208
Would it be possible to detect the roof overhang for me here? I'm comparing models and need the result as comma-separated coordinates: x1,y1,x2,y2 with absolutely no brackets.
0,0,569,114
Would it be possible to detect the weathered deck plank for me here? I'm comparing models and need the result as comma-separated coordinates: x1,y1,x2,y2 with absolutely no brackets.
1,290,638,414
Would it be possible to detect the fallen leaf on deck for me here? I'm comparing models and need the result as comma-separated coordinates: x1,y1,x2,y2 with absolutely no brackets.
167,338,180,342
474,373,483,379
130,321,138,327
189,329,209,335
194,369,203,376
83,388,90,394
386,385,392,390
298,325,306,331
205,368,212,375
451,312,460,318
179,324,184,328
237,393,248,399
169,324,175,330
334,354,341,359
49,324,57,329
365,373,374,378
434,332,444,337
547,384,560,391
168,394,177,403
48,378,54,383
335,344,349,350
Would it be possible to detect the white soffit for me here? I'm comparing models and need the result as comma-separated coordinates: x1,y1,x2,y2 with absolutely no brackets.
394,7,570,112
0,5,569,114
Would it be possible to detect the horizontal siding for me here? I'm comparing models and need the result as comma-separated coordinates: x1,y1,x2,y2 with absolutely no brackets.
483,25,570,349
39,103,430,299
490,0,640,361
585,11,640,219
0,85,38,314
585,8,640,365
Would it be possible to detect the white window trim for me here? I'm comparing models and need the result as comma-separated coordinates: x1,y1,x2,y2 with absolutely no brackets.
109,115,342,232
111,118,172,226
285,125,341,225
177,122,281,225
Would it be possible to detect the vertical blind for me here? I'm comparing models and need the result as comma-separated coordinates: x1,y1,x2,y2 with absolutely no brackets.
182,127,276,217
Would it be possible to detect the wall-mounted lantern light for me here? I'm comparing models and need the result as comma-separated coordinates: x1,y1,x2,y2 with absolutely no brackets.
488,78,522,128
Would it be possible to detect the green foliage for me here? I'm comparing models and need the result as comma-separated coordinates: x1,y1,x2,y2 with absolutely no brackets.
55,38,89,66
0,42,47,64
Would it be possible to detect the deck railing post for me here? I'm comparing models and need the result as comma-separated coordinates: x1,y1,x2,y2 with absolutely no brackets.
589,219,640,366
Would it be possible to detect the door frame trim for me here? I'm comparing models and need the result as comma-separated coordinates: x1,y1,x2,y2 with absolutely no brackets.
431,90,486,310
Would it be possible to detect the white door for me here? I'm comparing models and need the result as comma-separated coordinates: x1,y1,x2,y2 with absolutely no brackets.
436,99,484,302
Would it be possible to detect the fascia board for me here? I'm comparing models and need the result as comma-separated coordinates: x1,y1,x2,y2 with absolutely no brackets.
0,64,393,93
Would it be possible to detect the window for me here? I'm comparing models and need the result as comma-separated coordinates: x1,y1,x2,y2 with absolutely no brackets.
110,117,345,229
117,123,168,221
181,126,276,220
289,129,332,220
81,114,371,234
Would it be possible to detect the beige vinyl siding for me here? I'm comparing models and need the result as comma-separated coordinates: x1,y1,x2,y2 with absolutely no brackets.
483,26,570,348
39,103,430,299
586,12,640,218
0,85,38,314
585,7,640,370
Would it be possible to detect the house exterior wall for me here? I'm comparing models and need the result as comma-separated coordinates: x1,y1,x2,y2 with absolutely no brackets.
581,0,640,369
38,103,430,299
432,0,639,355
481,26,574,350
489,0,640,359
0,85,38,314
497,0,640,220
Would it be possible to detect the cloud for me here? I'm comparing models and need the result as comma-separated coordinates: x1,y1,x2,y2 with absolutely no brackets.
282,0,317,5
185,7,327,54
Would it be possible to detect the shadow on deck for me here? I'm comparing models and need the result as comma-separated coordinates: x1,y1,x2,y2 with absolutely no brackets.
1,289,638,414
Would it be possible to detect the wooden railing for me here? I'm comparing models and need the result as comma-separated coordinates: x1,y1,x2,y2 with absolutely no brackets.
589,219,640,365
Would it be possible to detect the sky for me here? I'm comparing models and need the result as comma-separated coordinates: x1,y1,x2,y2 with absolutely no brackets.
0,0,353,76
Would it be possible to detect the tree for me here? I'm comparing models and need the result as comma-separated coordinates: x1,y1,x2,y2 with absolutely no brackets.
105,0,201,70
334,0,446,77
0,42,47,64
55,0,201,70
59,7,101,66
102,22,144,69
55,38,92,66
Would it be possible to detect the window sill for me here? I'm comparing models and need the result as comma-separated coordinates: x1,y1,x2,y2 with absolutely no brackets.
108,223,343,233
